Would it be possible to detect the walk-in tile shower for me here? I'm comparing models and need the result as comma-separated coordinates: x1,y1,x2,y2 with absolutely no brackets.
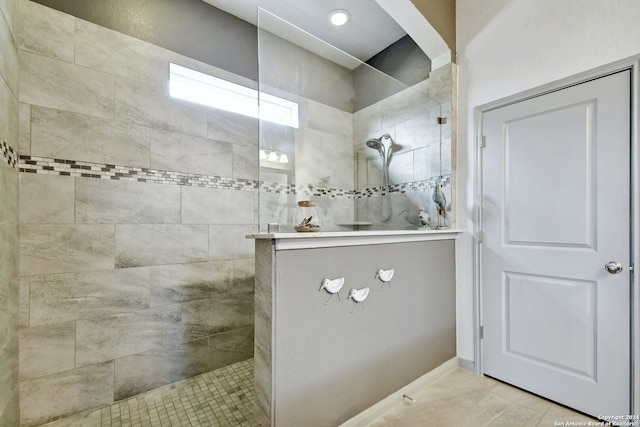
257,9,453,233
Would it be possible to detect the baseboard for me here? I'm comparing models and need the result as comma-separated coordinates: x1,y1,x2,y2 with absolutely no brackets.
339,357,459,427
457,357,475,373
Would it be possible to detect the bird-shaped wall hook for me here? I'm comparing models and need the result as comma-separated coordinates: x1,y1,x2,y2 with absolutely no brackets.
418,207,431,230
375,268,395,292
432,180,447,229
348,287,370,313
319,277,344,305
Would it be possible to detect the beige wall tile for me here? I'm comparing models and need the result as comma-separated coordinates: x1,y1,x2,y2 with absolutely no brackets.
19,277,28,329
20,173,74,224
182,187,255,225
150,261,231,306
0,224,19,344
209,225,255,260
76,179,180,224
18,102,30,155
75,19,169,84
207,109,258,147
181,294,253,342
30,106,150,166
75,305,182,366
232,143,258,180
29,268,150,326
0,386,19,427
113,338,210,401
150,128,232,177
0,76,18,146
115,224,208,268
0,336,19,424
0,5,18,97
19,322,75,380
18,0,73,63
115,77,207,137
20,225,115,276
20,51,115,120
19,361,114,427
0,0,17,36
0,164,18,224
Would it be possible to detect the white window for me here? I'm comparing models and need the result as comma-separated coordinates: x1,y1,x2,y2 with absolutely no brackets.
169,63,299,128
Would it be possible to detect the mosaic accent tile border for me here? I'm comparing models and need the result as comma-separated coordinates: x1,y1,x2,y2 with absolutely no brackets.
18,154,450,198
20,155,258,191
1,139,18,169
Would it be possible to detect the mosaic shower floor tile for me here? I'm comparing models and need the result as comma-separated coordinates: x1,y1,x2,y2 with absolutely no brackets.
39,358,257,427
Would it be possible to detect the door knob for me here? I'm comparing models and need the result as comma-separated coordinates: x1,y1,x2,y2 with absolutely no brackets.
605,261,623,274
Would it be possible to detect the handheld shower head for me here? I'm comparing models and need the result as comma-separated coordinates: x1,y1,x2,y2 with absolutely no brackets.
366,137,384,157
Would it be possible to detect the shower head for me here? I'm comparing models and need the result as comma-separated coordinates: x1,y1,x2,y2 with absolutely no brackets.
366,134,394,160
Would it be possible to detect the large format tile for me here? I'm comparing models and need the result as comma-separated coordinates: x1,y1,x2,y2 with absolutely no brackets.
20,225,115,276
0,223,19,344
29,267,150,326
19,321,75,380
207,109,258,147
19,277,28,329
208,326,254,371
0,2,18,97
182,186,255,225
295,127,354,190
0,386,19,427
20,173,74,224
75,305,182,366
0,163,18,224
18,0,74,63
20,51,115,120
113,337,210,401
19,361,114,427
76,179,180,224
0,74,18,146
150,261,231,306
0,0,17,36
180,294,254,342
150,128,232,177
0,336,18,423
75,19,169,84
115,224,209,268
209,224,255,260
230,258,255,294
19,102,30,155
232,143,258,180
30,106,151,167
115,77,207,138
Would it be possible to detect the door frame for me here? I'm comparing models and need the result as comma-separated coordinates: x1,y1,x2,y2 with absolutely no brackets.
472,55,640,414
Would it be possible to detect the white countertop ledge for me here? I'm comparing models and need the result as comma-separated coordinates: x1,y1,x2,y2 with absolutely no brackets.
247,229,464,250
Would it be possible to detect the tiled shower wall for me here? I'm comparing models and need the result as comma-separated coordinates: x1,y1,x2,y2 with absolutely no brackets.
17,1,257,425
0,0,20,424
354,64,454,229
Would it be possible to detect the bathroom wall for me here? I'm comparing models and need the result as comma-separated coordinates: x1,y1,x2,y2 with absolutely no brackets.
354,63,453,230
17,1,256,425
0,0,21,424
455,0,640,368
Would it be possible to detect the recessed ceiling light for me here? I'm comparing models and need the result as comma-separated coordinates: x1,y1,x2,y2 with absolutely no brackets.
329,9,350,26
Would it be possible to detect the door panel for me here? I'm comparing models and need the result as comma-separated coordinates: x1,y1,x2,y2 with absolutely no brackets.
482,71,630,417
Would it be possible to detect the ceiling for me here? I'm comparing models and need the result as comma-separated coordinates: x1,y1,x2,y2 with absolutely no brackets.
201,0,408,63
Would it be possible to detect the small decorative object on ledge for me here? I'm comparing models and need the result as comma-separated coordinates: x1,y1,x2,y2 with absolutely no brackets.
319,277,345,305
348,287,370,313
294,200,322,232
418,207,431,230
432,179,448,229
375,268,395,292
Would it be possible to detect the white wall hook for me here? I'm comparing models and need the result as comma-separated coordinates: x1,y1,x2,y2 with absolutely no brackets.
375,268,395,291
348,287,369,313
320,277,344,305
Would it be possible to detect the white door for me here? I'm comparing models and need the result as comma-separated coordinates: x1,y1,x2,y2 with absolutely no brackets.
481,70,631,417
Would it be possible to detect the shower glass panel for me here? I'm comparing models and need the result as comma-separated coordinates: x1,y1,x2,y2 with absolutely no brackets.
257,8,452,232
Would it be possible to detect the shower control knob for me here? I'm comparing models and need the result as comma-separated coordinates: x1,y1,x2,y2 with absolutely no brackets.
605,261,623,274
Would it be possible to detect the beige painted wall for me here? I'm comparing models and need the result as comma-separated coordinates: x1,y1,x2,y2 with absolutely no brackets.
411,0,456,59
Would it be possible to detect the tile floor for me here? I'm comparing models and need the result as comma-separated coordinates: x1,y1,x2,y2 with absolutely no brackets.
368,368,599,427
40,360,597,427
